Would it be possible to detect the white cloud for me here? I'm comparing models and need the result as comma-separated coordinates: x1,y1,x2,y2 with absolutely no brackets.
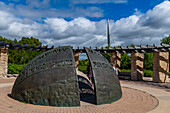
0,1,103,19
137,1,170,29
134,8,143,16
0,11,14,30
0,1,170,48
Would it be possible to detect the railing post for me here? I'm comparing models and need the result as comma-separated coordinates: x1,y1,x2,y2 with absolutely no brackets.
110,52,121,71
153,52,169,83
0,48,8,78
73,51,79,68
131,51,144,81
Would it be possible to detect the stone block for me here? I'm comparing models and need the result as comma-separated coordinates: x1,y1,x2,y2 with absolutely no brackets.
0,48,8,78
131,52,144,81
153,52,169,83
110,52,121,71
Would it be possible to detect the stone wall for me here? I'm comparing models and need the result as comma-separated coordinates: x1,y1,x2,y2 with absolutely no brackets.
0,48,8,78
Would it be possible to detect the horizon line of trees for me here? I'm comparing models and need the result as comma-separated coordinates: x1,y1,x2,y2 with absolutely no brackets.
0,35,170,74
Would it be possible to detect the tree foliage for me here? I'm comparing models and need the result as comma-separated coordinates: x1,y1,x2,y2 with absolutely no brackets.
144,53,153,70
101,53,111,62
8,63,26,74
0,36,42,64
79,59,90,66
121,53,131,69
0,36,14,43
19,37,42,46
161,35,170,44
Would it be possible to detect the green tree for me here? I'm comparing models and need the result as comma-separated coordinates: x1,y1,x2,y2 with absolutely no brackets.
121,53,131,69
161,35,170,71
101,53,111,62
0,36,42,65
144,53,153,70
14,39,18,44
0,36,13,43
19,37,42,46
161,35,170,44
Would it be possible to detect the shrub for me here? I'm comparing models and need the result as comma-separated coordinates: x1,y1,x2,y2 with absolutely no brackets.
120,69,131,73
8,63,26,74
120,69,153,77
78,65,88,71
144,70,153,77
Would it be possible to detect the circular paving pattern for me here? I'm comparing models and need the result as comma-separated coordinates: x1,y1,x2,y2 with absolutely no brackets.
0,80,158,113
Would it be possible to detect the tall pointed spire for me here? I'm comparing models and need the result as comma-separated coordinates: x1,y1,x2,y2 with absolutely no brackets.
107,19,110,47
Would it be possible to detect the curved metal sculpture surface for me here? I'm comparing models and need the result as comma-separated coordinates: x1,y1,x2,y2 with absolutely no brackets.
11,46,80,107
85,47,122,105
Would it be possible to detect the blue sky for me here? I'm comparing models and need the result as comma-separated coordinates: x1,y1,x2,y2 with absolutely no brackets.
1,0,165,21
0,0,170,48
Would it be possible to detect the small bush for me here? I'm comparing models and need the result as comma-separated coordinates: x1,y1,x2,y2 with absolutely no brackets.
8,63,26,74
120,69,153,77
78,65,88,71
144,70,153,77
120,69,131,73
78,59,90,71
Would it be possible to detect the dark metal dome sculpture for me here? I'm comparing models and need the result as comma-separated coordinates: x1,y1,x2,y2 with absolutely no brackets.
11,46,122,107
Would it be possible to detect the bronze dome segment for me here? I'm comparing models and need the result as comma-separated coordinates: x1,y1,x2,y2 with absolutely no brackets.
11,46,80,107
85,47,122,105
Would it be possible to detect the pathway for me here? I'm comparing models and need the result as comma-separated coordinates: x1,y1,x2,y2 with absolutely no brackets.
0,77,160,113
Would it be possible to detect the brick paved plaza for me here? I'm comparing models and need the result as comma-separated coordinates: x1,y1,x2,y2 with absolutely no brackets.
0,78,160,113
